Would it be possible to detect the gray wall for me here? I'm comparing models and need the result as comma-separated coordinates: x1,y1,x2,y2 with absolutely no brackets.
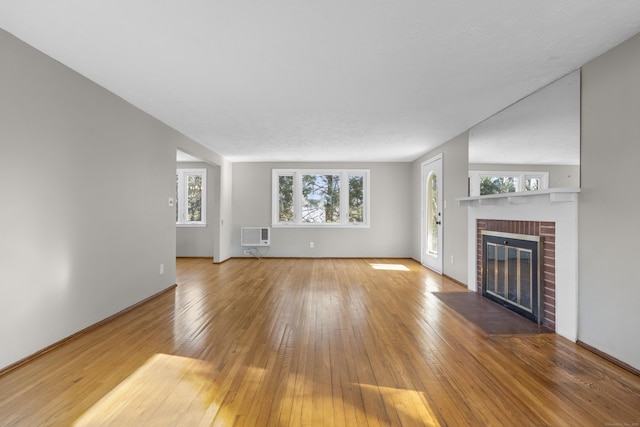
580,32,640,369
469,163,580,188
411,132,469,284
174,146,232,264
0,29,225,370
176,162,217,258
232,162,412,258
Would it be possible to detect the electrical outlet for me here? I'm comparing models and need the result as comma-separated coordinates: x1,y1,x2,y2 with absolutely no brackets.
450,256,454,265
160,264,164,274
310,241,315,248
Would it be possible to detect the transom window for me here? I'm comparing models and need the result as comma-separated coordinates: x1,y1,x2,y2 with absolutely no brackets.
176,168,206,226
468,171,548,196
272,169,369,227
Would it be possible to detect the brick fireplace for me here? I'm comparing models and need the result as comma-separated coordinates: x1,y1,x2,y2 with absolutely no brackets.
477,220,556,330
458,188,579,341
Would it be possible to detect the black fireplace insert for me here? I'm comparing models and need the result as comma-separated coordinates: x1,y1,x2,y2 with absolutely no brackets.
481,231,542,324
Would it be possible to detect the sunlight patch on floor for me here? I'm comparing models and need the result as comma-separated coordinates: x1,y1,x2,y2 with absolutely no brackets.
370,263,410,271
74,353,225,426
358,383,441,426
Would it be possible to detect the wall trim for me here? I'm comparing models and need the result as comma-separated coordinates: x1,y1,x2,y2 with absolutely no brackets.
0,284,177,378
577,340,640,377
443,274,468,289
229,256,413,261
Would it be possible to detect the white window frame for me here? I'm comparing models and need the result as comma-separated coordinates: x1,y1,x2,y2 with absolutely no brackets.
176,168,207,227
272,169,370,228
468,170,549,196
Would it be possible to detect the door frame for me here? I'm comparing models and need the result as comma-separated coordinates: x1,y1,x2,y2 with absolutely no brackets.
421,154,443,273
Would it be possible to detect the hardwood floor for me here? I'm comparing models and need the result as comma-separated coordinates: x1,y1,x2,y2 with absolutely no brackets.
0,258,638,426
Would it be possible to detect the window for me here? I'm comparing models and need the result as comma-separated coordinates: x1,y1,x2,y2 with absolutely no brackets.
176,168,206,226
469,171,548,196
272,169,369,227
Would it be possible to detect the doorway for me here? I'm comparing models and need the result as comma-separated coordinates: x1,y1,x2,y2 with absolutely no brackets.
176,149,219,262
421,154,443,273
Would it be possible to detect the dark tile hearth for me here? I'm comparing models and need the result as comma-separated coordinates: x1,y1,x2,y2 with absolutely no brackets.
432,291,554,335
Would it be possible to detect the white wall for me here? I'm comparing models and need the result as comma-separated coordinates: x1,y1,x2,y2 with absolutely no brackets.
219,160,234,262
580,32,640,370
411,132,469,284
176,162,217,258
232,162,412,258
0,29,224,370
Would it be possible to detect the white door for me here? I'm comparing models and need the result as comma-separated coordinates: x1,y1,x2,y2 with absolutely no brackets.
421,155,443,273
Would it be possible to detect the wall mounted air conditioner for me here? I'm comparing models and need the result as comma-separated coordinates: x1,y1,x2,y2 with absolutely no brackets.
241,227,271,246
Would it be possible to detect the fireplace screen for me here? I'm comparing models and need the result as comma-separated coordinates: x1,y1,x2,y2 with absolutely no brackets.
482,231,541,323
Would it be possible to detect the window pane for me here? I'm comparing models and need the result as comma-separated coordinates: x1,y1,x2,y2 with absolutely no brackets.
427,172,438,255
348,175,364,223
272,169,368,227
526,177,540,191
278,175,294,222
302,174,340,223
187,174,202,222
480,176,517,195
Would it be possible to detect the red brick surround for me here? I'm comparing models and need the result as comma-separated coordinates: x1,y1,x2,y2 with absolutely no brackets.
476,220,556,330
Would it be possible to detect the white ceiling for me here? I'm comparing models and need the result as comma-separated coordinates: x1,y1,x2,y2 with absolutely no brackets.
2,1,640,162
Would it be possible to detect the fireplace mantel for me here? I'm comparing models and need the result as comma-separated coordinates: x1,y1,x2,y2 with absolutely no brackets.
457,187,580,342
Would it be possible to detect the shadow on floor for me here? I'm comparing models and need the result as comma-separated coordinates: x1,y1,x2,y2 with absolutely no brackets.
432,291,554,335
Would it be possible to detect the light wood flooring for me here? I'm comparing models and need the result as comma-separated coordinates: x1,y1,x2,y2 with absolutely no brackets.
0,257,639,426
